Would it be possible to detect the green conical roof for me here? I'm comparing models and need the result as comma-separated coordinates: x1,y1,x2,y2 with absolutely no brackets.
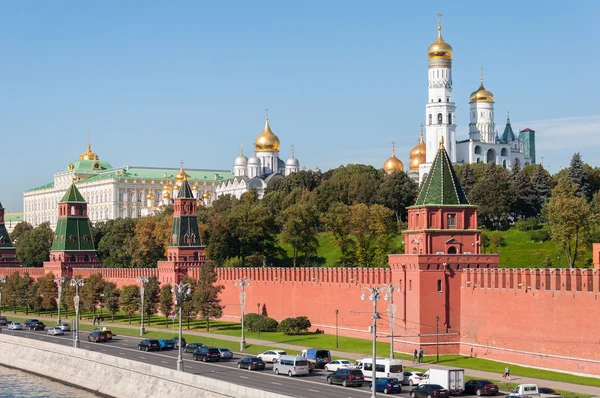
178,179,194,199
415,144,469,206
0,202,3,209
60,184,86,203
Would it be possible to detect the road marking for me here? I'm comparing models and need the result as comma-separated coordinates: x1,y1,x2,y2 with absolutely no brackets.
139,356,146,359
239,376,249,379
101,349,107,352
271,382,282,385
308,389,320,393
161,361,168,364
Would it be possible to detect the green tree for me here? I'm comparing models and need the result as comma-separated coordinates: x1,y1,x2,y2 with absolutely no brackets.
567,152,591,201
374,171,418,222
457,164,476,200
278,200,319,267
119,285,140,324
545,178,594,268
511,169,538,219
9,221,33,247
266,170,320,194
180,276,198,329
469,163,515,228
80,274,105,316
143,276,161,326
20,273,36,315
15,222,53,266
97,218,137,267
193,263,224,332
3,272,21,312
159,284,174,327
103,282,120,323
36,273,58,313
531,165,552,218
368,204,397,267
321,203,356,267
129,216,170,268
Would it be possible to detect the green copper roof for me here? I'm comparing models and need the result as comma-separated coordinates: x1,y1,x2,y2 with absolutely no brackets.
169,216,203,248
178,179,194,199
65,159,113,172
52,218,95,251
5,212,23,224
0,202,3,209
0,223,13,249
60,184,86,203
415,145,469,206
501,117,516,142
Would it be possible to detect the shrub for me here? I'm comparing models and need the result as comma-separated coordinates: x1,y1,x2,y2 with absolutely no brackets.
243,313,279,332
277,316,312,335
487,231,505,249
528,229,550,242
243,313,261,331
260,317,279,332
515,217,541,232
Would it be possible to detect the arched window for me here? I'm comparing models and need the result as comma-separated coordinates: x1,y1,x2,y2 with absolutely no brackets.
412,247,417,254
448,113,452,124
437,280,443,292
437,113,443,124
474,146,482,155
486,148,496,164
438,98,442,103
429,114,432,125
409,280,412,292
448,246,457,254
501,148,508,156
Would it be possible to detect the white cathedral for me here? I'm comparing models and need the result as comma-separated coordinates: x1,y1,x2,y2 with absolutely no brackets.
215,116,300,199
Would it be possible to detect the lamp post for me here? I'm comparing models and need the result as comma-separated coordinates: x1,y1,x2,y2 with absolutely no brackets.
71,278,85,348
361,285,391,398
53,277,65,325
257,302,260,338
137,276,150,336
335,309,339,349
172,282,191,372
436,315,440,363
234,278,251,351
383,283,401,359
0,276,6,317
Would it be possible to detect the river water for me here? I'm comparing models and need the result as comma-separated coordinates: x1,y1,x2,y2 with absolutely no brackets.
0,366,101,397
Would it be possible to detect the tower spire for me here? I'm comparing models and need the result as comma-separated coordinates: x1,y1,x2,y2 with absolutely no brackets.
480,66,484,85
239,142,243,156
291,144,295,157
391,140,396,156
265,108,269,120
88,115,91,147
507,110,510,123
436,12,443,37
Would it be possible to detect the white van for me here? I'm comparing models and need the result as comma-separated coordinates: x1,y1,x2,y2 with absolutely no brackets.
273,355,310,377
358,357,403,381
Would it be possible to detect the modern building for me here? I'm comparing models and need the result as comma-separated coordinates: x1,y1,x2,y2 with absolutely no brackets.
23,141,232,229
216,116,300,199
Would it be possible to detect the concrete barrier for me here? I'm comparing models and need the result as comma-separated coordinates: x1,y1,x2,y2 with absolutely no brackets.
0,334,291,398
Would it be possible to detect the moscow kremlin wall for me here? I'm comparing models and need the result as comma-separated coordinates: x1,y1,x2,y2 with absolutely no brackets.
1,146,599,376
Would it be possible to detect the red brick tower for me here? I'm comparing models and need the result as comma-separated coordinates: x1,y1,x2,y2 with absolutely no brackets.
0,201,19,266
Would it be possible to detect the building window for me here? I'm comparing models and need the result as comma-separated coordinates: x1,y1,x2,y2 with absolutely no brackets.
437,279,443,292
409,280,412,292
448,246,457,254
429,114,432,125
448,113,452,124
438,113,443,124
447,214,456,228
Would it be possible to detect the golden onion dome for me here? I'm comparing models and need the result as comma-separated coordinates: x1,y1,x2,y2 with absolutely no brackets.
146,191,155,201
164,182,173,191
79,142,100,161
383,143,404,174
469,82,494,103
254,118,280,151
428,26,452,59
175,167,189,183
163,191,171,199
202,191,211,199
409,134,427,170
192,182,199,191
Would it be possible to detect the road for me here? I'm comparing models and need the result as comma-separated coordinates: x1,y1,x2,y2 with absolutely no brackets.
3,327,408,398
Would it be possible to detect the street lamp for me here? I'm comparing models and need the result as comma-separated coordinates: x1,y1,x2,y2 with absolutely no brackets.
234,278,251,351
361,285,392,398
137,276,150,336
436,315,440,363
172,282,191,372
335,309,339,349
0,276,6,317
53,277,65,325
70,278,85,349
383,283,401,359
257,302,261,338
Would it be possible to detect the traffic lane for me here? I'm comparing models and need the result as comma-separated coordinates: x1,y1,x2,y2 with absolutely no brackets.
2,329,374,398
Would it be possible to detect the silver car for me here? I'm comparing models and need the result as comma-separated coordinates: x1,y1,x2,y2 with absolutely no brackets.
47,327,65,336
56,323,71,331
218,348,234,359
7,322,22,330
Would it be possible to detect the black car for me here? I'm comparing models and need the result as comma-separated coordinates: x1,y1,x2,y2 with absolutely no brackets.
88,330,107,343
184,343,204,353
326,369,365,387
31,321,46,331
465,380,499,396
410,384,449,398
24,319,39,328
237,357,266,371
169,337,186,348
138,339,160,351
539,388,560,395
193,346,221,362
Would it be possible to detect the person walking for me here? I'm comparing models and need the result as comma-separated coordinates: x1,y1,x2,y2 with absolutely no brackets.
418,347,424,363
503,366,510,381
413,349,418,363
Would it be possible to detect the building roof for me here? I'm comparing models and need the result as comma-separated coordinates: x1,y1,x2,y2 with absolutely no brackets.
60,184,86,203
4,212,23,223
178,179,194,199
66,159,113,172
501,117,516,142
414,144,470,206
519,128,535,133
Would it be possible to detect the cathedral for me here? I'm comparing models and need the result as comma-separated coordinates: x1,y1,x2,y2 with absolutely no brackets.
384,16,536,182
215,115,300,199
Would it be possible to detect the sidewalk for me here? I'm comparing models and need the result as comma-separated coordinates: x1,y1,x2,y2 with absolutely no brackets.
12,314,600,397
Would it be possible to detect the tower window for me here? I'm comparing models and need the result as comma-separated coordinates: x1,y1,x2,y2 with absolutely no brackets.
447,214,456,228
429,114,432,125
448,113,452,125
438,113,443,124
447,98,449,102
438,98,442,102
409,280,412,292
437,279,443,292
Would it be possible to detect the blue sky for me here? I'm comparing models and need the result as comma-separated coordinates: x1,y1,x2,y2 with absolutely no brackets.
1,1,599,211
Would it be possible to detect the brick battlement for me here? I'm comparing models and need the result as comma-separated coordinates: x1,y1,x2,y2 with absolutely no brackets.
389,253,499,271
462,267,600,293
0,267,46,277
216,267,392,285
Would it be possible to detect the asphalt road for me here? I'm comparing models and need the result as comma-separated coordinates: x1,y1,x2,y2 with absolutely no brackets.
3,327,394,398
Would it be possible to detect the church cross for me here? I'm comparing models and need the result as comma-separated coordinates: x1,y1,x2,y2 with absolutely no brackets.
437,12,443,27
391,140,396,155
180,160,184,169
265,108,269,119
480,66,484,82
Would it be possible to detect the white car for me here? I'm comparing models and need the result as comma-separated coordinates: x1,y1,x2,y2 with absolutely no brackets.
7,322,22,330
403,371,424,386
56,323,71,331
47,327,64,336
257,350,287,363
324,359,354,372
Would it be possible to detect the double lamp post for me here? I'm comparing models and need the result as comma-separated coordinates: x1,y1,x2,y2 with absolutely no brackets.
172,281,191,372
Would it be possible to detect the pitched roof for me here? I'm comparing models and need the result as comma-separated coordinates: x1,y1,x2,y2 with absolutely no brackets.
414,145,470,206
178,179,194,199
59,184,87,203
501,117,516,142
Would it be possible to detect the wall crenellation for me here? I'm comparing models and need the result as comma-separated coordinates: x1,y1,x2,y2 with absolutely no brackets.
216,267,392,285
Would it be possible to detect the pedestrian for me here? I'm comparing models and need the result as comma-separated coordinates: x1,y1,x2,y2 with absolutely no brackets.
413,349,418,363
504,366,510,381
419,347,424,363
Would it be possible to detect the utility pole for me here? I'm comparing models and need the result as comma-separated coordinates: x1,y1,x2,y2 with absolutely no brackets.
234,278,251,350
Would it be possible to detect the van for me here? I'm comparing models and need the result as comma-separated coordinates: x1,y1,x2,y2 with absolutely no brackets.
419,369,465,394
0,316,7,326
300,348,331,369
273,355,310,377
358,357,403,381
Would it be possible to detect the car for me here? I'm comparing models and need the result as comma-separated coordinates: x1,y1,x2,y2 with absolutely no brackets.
56,323,71,331
465,380,499,396
193,346,221,362
138,339,160,351
370,377,403,394
237,357,266,370
94,327,113,339
325,359,355,372
159,339,176,350
7,322,22,330
257,350,287,363
183,343,204,353
218,348,233,360
47,327,64,336
88,331,107,343
539,387,562,397
404,371,425,386
24,319,39,328
410,384,449,398
169,337,186,348
31,321,46,331
326,369,365,387
0,316,8,326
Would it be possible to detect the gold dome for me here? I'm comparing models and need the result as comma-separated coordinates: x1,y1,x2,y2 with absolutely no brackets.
254,118,280,151
79,142,100,161
175,167,189,183
164,182,173,191
469,82,494,103
409,134,427,170
383,143,404,174
202,191,211,199
192,182,199,191
163,191,171,199
428,26,452,59
146,191,155,201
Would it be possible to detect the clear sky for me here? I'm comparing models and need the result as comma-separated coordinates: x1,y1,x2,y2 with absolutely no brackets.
1,1,599,211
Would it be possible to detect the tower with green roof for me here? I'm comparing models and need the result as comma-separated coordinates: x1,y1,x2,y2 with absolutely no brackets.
0,201,18,265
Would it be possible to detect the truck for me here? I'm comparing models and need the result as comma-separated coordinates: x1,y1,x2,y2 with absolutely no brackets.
508,384,563,398
418,369,465,395
300,348,331,369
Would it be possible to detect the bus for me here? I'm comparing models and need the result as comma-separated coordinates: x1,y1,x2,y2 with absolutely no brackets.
273,355,310,377
357,358,403,381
